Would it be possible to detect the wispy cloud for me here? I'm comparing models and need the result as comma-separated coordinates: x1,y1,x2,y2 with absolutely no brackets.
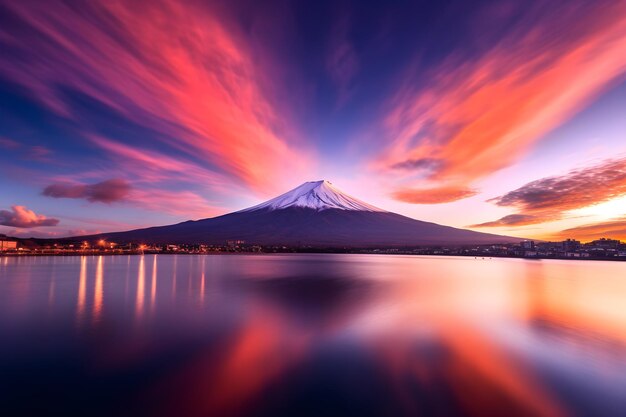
326,14,359,106
470,214,543,228
552,217,626,241
471,156,626,227
393,185,477,204
374,1,626,203
87,136,227,187
41,175,219,218
25,145,52,161
0,0,314,194
129,188,221,219
0,205,59,228
0,137,20,149
0,138,53,161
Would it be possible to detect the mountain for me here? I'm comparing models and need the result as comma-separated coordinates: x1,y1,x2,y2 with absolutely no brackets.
77,180,522,247
240,180,383,212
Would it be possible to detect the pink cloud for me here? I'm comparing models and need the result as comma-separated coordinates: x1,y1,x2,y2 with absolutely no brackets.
373,1,626,203
129,188,221,219
0,205,59,228
87,136,228,187
43,179,131,203
0,0,314,194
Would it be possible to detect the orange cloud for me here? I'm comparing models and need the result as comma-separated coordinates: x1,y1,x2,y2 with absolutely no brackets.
469,214,544,228
551,217,626,242
392,185,477,204
377,1,626,203
471,156,626,227
0,0,314,194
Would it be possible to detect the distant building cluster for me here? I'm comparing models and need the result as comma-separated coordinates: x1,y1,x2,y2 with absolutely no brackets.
377,238,626,260
1,234,625,261
0,235,263,255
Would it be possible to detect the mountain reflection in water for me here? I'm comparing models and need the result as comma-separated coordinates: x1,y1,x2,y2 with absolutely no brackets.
1,254,625,417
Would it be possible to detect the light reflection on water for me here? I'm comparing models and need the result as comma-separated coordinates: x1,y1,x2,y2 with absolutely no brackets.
92,256,103,323
0,254,625,417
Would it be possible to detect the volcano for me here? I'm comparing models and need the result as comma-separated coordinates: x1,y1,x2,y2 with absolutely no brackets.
81,180,522,247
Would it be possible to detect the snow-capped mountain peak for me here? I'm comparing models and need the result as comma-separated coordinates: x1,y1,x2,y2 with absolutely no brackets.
241,180,386,212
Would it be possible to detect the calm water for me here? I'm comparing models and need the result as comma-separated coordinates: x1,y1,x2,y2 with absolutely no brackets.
1,254,625,417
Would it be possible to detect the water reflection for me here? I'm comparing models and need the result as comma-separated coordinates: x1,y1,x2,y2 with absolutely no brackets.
136,255,145,320
48,277,55,307
151,255,157,312
93,256,103,322
76,256,87,324
521,263,626,346
172,255,177,299
1,255,626,417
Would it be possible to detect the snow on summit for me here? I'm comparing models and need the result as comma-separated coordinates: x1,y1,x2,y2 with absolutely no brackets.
241,180,386,212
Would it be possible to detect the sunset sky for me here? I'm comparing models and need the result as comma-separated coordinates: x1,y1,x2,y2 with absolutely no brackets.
1,0,625,242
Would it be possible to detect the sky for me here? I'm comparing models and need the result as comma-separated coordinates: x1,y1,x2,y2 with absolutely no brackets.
1,0,625,242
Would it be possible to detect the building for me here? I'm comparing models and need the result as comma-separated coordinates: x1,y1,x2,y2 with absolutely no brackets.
561,239,581,252
0,240,18,251
588,238,621,249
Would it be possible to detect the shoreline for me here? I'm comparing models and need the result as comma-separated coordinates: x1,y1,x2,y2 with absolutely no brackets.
2,251,625,263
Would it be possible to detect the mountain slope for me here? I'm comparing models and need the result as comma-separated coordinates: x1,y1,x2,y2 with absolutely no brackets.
75,180,523,247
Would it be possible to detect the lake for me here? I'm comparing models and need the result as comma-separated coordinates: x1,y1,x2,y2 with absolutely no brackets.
1,254,625,417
